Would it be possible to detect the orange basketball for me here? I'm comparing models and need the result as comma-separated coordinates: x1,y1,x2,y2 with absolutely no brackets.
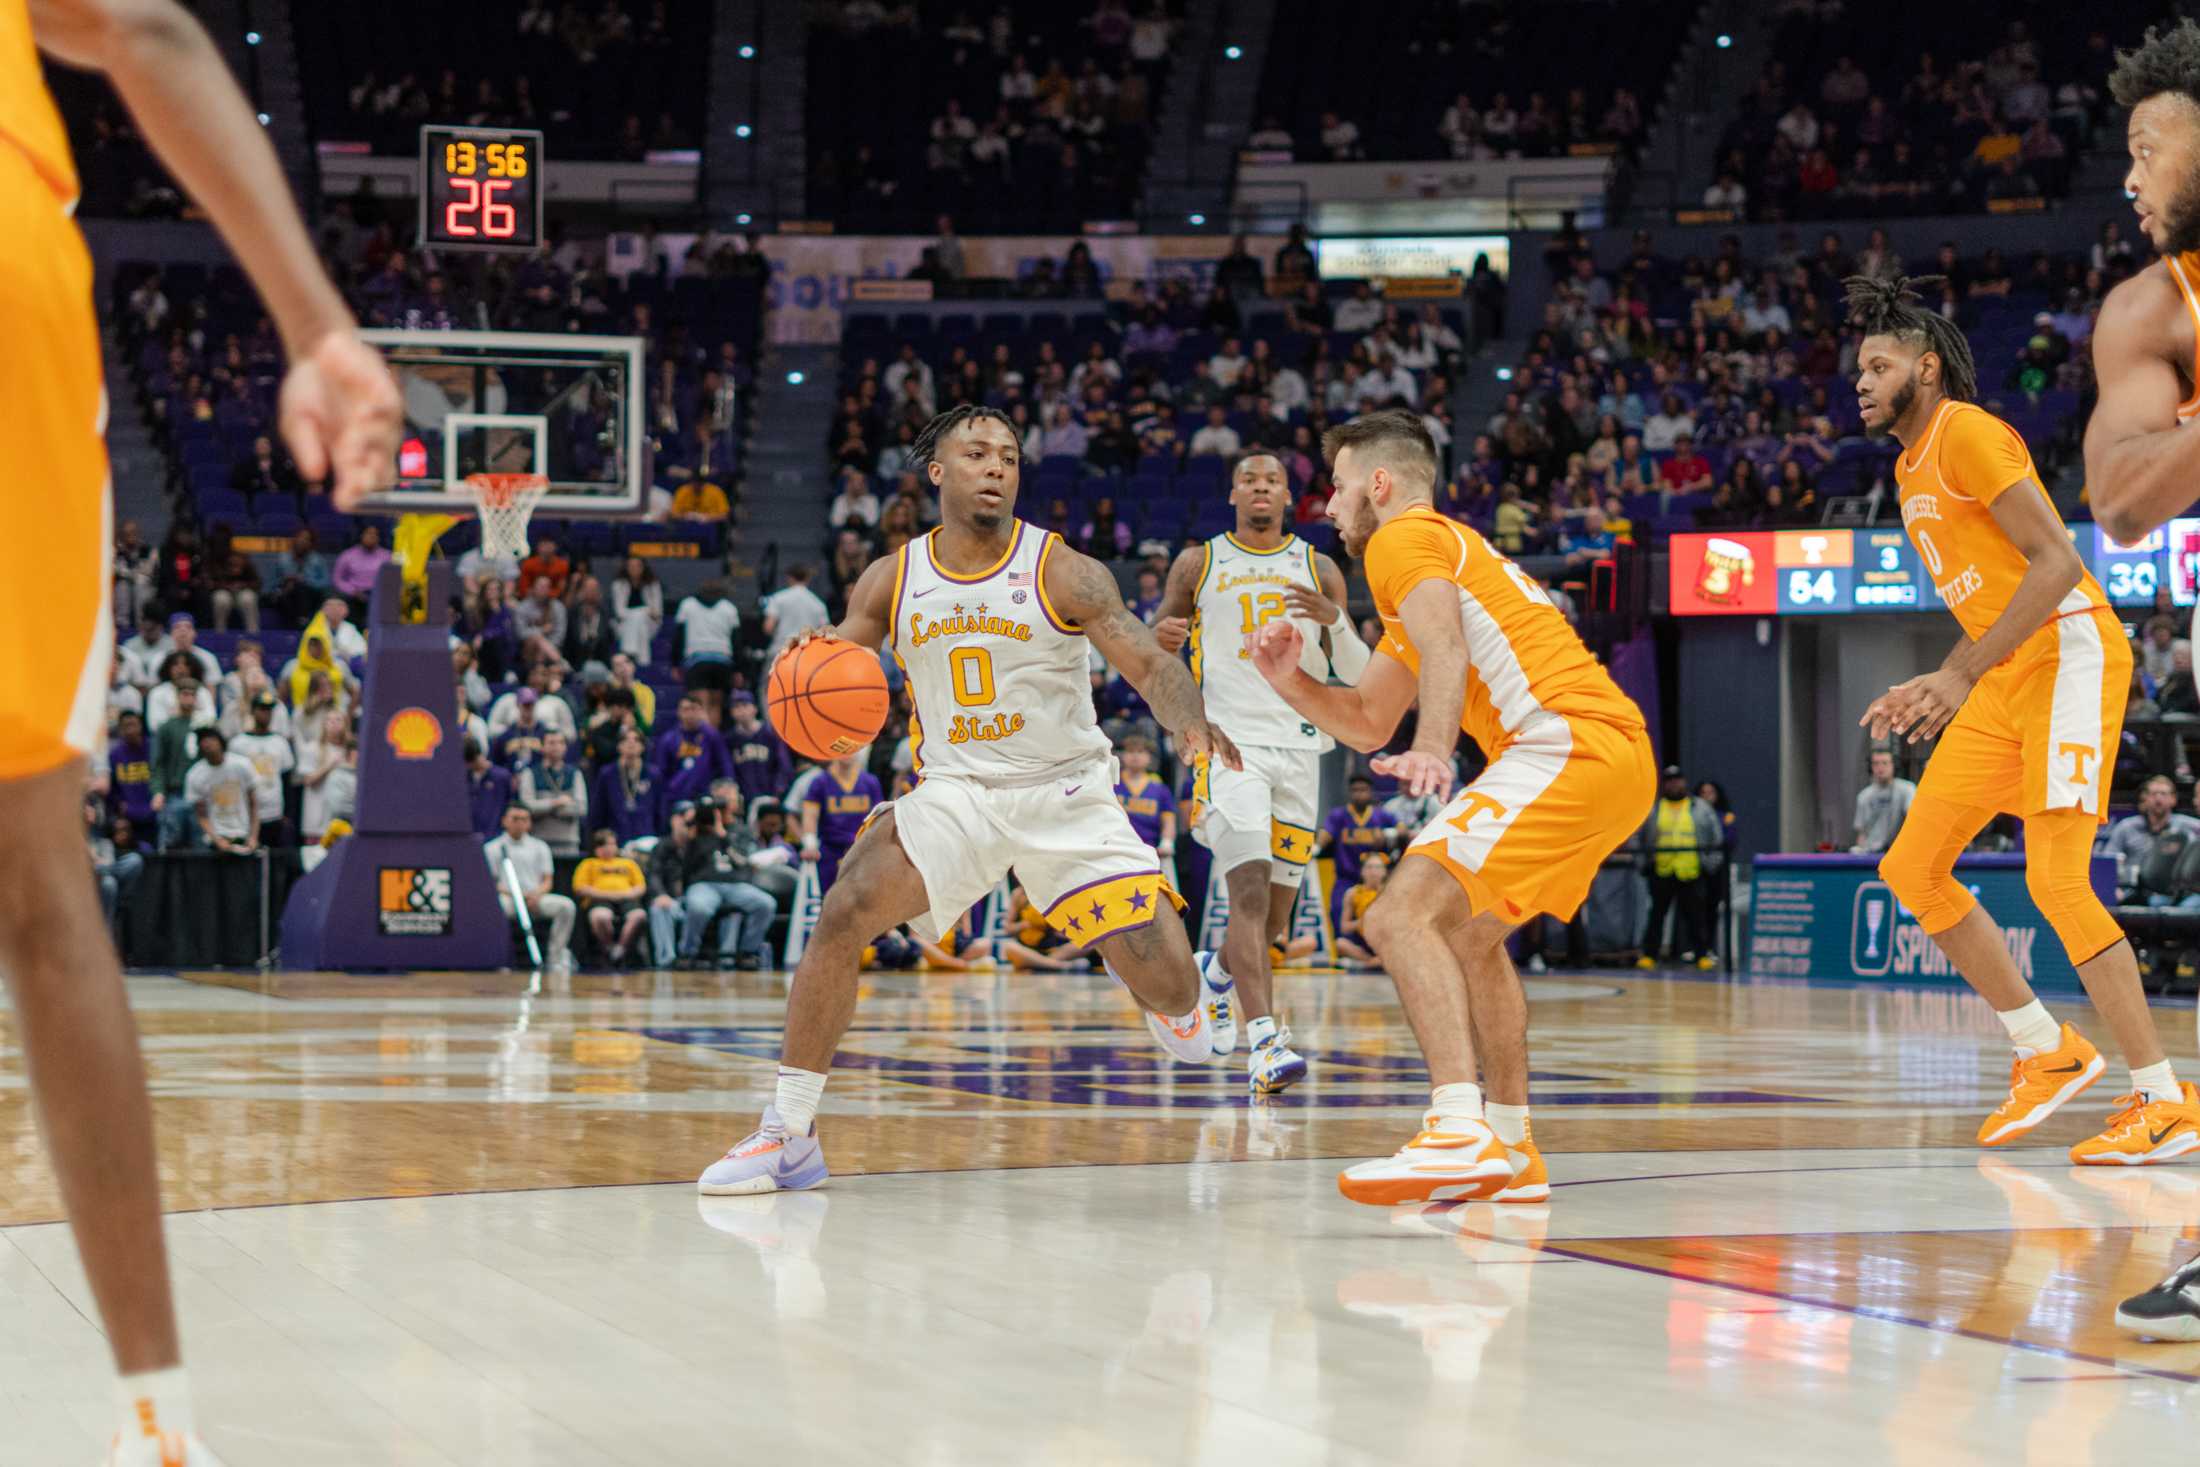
767,635,891,761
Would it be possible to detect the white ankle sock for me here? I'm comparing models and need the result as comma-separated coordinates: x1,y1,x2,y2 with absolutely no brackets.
774,1065,827,1135
1485,1103,1530,1148
117,1365,192,1439
1429,1081,1484,1126
1245,1015,1278,1050
2131,1060,2180,1106
1996,1000,2060,1055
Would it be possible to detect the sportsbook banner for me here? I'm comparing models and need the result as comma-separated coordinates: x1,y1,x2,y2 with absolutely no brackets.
1747,854,2114,988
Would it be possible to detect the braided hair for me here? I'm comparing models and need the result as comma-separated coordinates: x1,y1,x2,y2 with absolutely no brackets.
910,404,1019,471
1841,272,1978,404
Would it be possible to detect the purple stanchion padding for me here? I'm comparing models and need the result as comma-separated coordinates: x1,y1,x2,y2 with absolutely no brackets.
279,562,512,969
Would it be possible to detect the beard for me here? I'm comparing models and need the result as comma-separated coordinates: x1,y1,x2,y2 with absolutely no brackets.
1339,497,1380,556
1866,373,1917,439
1245,507,1276,532
2162,170,2200,256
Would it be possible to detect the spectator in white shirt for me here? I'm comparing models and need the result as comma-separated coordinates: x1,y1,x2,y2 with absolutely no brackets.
165,614,222,685
314,598,369,662
1268,362,1310,414
675,582,743,723
1483,93,1520,146
1641,393,1697,453
185,729,260,854
518,730,588,854
1207,336,1248,389
1333,283,1383,334
120,609,173,690
488,665,579,740
1039,403,1090,459
484,804,575,973
881,345,934,409
761,565,832,667
1776,102,1820,154
1356,356,1418,408
1188,407,1242,458
1319,112,1362,160
1702,173,1747,211
1438,92,1484,158
1245,115,1294,151
829,471,881,530
226,694,296,844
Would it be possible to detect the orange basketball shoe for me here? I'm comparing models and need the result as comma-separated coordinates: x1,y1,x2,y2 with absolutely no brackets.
2070,1083,2200,1166
1464,1131,1551,1204
1338,1116,1511,1206
1977,1022,2104,1147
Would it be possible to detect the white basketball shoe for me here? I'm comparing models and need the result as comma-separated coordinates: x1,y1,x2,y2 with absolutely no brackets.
105,1429,227,1466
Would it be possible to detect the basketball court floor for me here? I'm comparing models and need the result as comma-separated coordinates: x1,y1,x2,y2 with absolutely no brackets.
2,964,2194,1463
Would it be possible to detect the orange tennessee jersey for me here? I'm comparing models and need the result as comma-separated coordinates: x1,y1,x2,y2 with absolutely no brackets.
1365,505,1644,757
1893,400,2107,642
2161,251,2200,422
0,3,76,203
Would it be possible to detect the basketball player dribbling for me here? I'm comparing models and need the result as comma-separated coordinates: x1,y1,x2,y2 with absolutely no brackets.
1250,410,1655,1207
698,406,1244,1195
2047,18,2200,1339
7,4,400,1461
1152,447,1365,1093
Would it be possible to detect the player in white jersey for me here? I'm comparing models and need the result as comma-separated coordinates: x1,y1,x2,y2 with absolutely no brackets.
699,407,1244,1194
1155,449,1366,1092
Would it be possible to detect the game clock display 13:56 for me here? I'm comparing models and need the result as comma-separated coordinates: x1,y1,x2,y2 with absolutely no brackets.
417,125,544,253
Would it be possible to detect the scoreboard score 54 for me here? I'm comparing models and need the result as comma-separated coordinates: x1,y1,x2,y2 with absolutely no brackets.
418,125,544,252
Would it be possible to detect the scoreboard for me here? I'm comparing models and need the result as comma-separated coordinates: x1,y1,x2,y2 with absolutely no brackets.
1670,524,2182,618
417,125,544,253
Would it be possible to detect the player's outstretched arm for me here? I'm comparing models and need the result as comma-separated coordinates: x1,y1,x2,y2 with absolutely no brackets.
2082,273,2200,543
1286,552,1370,681
1149,546,1206,654
35,0,398,506
1046,543,1241,769
1248,622,1415,754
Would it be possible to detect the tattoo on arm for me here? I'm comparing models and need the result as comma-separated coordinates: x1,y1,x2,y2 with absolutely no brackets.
1157,547,1205,621
1051,544,1211,733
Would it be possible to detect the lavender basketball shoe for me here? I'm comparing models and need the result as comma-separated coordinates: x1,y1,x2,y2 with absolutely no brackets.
699,1106,831,1195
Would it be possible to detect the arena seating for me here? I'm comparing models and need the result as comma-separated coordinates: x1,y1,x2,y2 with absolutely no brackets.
1249,0,1686,162
826,277,1472,562
296,0,714,160
805,3,1179,231
1709,6,2169,219
111,246,763,595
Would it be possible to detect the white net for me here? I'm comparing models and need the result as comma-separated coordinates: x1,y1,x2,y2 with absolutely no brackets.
467,473,549,563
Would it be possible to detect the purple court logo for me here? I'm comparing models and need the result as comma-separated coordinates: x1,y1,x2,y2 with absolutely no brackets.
385,707,443,761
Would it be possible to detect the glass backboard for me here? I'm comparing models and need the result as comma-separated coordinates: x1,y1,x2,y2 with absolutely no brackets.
357,328,645,515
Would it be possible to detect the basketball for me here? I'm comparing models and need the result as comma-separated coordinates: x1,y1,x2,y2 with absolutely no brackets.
768,635,890,760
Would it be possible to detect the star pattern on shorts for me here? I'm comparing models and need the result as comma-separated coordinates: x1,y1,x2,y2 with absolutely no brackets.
1127,889,1151,912
1065,913,1084,933
1088,898,1108,925
1278,833,1304,856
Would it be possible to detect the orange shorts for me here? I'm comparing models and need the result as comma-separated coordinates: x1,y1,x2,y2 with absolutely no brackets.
1915,607,2128,819
1404,712,1656,923
0,145,111,781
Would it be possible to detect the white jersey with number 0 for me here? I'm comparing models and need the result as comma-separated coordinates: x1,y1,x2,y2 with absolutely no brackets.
1189,531,1332,752
889,521,1110,785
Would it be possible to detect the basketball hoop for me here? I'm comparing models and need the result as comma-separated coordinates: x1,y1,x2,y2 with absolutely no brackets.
465,472,549,563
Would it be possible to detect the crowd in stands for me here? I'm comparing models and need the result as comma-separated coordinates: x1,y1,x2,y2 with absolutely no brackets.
112,213,765,597
830,233,1473,579
1709,12,2162,221
306,0,712,161
1247,0,1679,163
808,1,1179,231
1446,220,2123,548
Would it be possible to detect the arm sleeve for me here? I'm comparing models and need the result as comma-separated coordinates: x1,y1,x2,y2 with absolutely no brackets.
1939,409,2035,506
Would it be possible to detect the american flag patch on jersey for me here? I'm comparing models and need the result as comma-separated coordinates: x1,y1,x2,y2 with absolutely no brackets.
1007,570,1035,587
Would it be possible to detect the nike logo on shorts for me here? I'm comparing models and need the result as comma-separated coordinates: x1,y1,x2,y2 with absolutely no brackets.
1064,785,1081,796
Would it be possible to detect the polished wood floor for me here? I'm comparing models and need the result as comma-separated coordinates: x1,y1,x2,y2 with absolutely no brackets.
0,965,2193,1463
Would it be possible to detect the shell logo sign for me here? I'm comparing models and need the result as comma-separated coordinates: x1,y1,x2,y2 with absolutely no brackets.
385,707,444,761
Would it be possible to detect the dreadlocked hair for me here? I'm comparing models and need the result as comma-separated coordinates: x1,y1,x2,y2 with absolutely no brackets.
1841,271,1978,404
910,405,1018,468
2110,19,2200,110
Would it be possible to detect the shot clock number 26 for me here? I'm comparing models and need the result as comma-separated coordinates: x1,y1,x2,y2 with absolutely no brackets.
418,126,544,253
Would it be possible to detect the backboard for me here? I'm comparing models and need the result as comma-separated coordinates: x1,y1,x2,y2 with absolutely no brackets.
357,329,646,516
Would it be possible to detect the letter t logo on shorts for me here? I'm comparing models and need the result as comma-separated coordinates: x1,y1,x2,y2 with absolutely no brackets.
1446,791,1508,833
2057,742,2095,786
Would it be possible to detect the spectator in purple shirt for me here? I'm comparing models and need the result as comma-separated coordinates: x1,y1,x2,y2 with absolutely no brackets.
724,691,793,805
330,524,392,613
464,738,514,842
1320,775,1398,928
1112,735,1177,855
593,728,665,844
654,694,734,805
107,711,157,844
801,753,883,895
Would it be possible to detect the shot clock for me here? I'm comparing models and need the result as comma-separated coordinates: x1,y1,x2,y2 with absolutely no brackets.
418,125,544,252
